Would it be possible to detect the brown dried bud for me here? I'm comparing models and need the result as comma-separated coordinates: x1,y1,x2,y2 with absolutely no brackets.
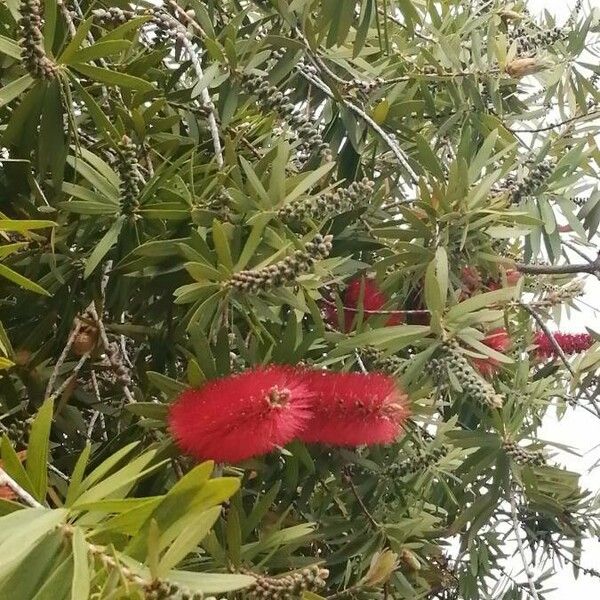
499,9,525,20
505,58,546,78
72,323,99,356
13,349,32,366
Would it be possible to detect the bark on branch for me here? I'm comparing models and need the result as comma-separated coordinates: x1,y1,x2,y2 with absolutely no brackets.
516,253,600,276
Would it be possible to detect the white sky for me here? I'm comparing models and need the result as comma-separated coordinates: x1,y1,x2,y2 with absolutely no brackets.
523,1,600,596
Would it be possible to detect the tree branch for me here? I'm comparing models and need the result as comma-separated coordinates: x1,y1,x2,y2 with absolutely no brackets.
516,253,600,276
0,467,43,508
510,484,541,600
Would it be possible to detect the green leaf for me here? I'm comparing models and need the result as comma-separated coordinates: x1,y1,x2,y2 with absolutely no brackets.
69,40,130,64
76,442,140,497
235,213,272,270
1,435,35,494
101,16,154,42
146,371,187,397
165,571,254,595
414,133,445,180
71,63,155,92
72,449,164,507
0,219,55,232
283,162,335,204
70,527,90,600
65,443,91,507
58,18,93,64
0,264,51,296
424,258,442,314
147,518,161,580
0,74,34,109
211,220,234,271
332,325,430,355
43,0,57,51
83,216,125,279
226,504,242,568
372,99,390,124
243,523,316,560
186,358,205,386
26,398,53,502
158,506,221,575
184,262,222,282
68,75,119,141
126,402,169,420
447,287,517,321
0,35,21,59
354,0,375,58
0,508,68,581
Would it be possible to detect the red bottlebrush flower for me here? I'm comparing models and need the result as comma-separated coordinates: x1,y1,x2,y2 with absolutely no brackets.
505,269,522,286
325,277,404,331
486,269,522,292
168,366,313,463
472,328,512,377
460,266,483,296
533,332,594,359
299,371,410,446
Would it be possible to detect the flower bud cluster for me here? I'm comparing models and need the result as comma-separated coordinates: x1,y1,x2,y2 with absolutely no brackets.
278,178,374,222
227,235,333,293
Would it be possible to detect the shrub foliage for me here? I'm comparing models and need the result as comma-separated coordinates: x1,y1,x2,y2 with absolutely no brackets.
1,0,600,598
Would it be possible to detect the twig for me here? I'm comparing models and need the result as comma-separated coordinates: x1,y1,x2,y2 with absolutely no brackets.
57,0,77,37
297,68,418,186
516,253,600,276
521,303,576,378
0,467,43,508
48,354,90,402
167,0,206,36
163,14,223,169
326,583,362,600
510,484,540,600
88,304,135,404
504,106,600,133
354,351,368,374
45,319,83,399
377,6,436,43
343,473,380,529
562,240,597,264
88,370,108,441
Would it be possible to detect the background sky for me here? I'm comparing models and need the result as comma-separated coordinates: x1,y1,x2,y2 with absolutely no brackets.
525,0,600,595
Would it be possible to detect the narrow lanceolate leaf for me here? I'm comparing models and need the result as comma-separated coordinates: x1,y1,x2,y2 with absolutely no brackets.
0,35,21,59
83,216,125,279
0,75,34,108
70,527,90,600
0,265,51,296
26,399,53,502
69,40,131,64
71,64,155,92
164,571,255,595
158,506,221,575
0,219,55,232
58,18,94,64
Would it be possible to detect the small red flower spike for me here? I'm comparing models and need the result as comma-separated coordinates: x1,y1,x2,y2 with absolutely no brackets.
335,276,404,331
505,269,522,286
169,366,313,463
533,332,594,359
299,371,410,447
460,266,483,296
472,328,512,377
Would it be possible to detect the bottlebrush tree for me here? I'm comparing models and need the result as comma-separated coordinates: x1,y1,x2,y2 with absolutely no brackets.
1,0,600,598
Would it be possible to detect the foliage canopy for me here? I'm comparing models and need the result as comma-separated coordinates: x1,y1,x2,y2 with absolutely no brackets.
1,0,600,598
